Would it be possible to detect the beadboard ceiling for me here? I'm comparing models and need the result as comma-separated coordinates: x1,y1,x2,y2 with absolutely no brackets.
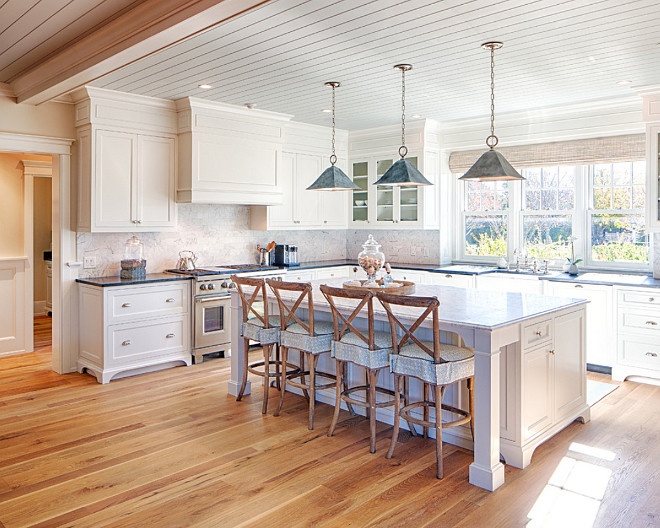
3,0,660,130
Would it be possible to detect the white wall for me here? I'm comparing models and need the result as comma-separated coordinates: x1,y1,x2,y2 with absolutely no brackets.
34,176,52,304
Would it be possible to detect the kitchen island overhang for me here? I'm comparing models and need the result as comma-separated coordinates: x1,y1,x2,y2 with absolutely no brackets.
228,280,590,492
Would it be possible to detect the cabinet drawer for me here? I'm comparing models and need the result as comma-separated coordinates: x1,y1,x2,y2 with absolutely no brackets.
287,270,316,282
316,267,348,280
108,283,188,323
108,317,187,365
619,290,660,307
523,319,553,347
619,311,660,334
619,336,660,372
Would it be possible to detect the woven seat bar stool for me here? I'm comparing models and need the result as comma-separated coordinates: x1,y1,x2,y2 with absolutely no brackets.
320,284,402,454
267,279,336,430
232,275,297,414
376,291,475,479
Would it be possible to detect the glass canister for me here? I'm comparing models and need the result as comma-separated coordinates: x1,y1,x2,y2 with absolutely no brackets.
357,234,385,286
121,236,146,279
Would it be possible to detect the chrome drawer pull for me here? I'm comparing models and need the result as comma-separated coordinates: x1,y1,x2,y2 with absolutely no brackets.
166,298,175,303
121,303,131,308
445,274,452,278
650,298,656,302
166,333,175,338
535,330,542,336
646,352,658,358
122,340,131,346
645,321,658,326
575,285,583,289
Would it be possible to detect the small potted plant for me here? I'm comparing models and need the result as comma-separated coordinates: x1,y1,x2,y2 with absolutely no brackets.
566,237,582,276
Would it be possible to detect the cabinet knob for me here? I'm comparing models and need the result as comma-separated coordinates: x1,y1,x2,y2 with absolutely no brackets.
548,349,555,355
646,352,658,358
122,340,131,346
575,285,583,289
535,330,542,336
353,267,358,272
445,274,452,279
324,220,328,224
166,333,175,338
645,320,658,326
650,298,656,302
122,302,131,308
166,298,175,303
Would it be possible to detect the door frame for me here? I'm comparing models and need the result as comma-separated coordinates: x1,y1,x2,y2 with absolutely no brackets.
0,132,76,374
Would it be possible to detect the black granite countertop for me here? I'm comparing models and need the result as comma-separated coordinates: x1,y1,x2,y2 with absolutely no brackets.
76,273,193,287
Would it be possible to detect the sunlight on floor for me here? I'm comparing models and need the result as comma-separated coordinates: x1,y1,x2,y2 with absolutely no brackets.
526,443,614,527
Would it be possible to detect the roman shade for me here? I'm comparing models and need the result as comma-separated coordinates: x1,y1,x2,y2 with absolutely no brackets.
449,134,645,173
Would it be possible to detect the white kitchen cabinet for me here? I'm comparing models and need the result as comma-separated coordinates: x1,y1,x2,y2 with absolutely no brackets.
77,280,192,383
315,266,352,280
501,308,587,468
544,281,614,368
475,273,543,294
389,268,429,284
285,269,317,282
73,87,177,232
612,287,660,381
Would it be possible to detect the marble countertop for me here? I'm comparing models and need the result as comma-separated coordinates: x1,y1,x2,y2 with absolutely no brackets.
76,273,193,287
540,272,660,288
266,278,588,331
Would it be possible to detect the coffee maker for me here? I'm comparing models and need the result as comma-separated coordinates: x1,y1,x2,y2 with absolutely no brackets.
273,244,300,267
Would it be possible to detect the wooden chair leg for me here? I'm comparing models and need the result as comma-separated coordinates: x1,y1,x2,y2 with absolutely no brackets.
369,368,379,454
343,361,356,416
236,337,249,401
467,376,475,439
423,382,430,438
274,346,288,417
274,343,281,391
328,359,343,437
262,344,271,414
300,350,309,401
435,384,445,479
364,370,371,421
403,376,416,436
386,374,402,459
308,354,319,430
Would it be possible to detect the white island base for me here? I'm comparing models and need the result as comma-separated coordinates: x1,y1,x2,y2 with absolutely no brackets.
228,280,591,491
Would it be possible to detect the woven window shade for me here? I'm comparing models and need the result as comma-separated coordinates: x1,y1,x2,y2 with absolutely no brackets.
449,134,645,173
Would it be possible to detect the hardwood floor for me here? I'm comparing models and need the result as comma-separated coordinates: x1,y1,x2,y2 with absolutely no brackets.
1,331,658,527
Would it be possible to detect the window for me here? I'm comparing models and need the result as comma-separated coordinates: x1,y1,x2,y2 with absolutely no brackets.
463,181,509,258
589,161,648,265
522,166,576,262
458,161,650,269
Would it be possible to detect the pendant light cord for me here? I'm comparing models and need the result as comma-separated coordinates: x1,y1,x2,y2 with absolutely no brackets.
487,45,499,150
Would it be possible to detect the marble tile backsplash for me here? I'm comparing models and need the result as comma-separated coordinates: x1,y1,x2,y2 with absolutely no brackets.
346,230,441,266
77,204,348,278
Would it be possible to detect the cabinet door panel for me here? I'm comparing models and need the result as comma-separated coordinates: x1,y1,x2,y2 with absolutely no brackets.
95,130,135,227
138,135,175,227
522,344,553,439
554,310,585,419
295,153,321,225
269,152,295,227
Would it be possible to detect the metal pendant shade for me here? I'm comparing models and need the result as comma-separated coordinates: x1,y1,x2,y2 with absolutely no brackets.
307,82,359,191
459,42,523,182
374,64,432,187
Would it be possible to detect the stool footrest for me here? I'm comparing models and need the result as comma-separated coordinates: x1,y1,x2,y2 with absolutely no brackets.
341,385,395,409
248,361,299,378
400,401,471,429
287,370,336,391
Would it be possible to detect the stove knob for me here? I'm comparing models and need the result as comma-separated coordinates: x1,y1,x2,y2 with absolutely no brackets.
200,284,207,290
229,281,236,289
208,283,216,290
221,281,228,288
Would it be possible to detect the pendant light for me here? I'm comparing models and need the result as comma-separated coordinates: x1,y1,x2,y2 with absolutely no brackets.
374,64,432,187
307,82,359,191
459,42,523,182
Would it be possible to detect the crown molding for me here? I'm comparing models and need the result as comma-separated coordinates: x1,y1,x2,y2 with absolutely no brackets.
0,82,15,98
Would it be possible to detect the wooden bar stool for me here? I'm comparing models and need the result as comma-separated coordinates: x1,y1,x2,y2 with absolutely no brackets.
320,284,398,454
267,279,336,430
232,275,295,414
376,291,475,479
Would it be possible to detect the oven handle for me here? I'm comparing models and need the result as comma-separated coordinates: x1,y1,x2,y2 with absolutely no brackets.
196,295,230,303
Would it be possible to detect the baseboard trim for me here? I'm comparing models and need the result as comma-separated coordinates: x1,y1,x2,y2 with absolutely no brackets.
34,300,47,315
587,363,612,375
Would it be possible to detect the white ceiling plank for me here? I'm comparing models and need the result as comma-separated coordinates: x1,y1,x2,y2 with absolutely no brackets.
0,0,41,38
10,0,272,105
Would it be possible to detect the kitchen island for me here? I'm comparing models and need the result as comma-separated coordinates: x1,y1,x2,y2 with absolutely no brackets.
228,278,590,491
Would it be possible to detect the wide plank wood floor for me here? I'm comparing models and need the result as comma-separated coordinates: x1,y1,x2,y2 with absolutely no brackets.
1,321,658,527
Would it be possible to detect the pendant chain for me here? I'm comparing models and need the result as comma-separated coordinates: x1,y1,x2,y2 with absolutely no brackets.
490,46,495,140
401,67,406,149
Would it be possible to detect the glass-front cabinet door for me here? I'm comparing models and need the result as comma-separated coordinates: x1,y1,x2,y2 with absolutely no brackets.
647,125,660,232
350,154,422,227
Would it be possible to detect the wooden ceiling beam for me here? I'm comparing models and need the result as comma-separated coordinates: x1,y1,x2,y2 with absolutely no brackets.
10,0,270,105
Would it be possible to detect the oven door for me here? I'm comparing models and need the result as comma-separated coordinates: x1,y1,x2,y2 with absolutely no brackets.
194,294,231,350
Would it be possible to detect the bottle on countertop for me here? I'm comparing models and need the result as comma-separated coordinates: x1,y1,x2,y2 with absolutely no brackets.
383,263,393,286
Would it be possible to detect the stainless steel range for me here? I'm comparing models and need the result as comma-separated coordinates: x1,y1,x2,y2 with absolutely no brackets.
166,265,285,363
